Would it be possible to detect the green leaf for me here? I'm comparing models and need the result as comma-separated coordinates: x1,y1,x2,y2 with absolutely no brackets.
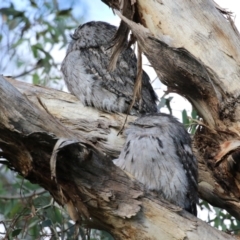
12,228,22,237
199,200,212,211
32,73,40,85
0,7,24,18
8,18,22,30
57,8,72,16
158,97,166,110
182,109,189,127
33,196,51,207
32,43,44,50
42,219,52,227
191,108,197,119
31,45,38,58
47,206,64,224
3,201,15,216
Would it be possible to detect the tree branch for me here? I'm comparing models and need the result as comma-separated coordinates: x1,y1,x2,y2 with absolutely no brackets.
0,76,234,239
0,189,46,200
101,0,240,222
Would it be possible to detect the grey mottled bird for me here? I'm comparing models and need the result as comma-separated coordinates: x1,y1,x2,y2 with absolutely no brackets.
114,113,198,215
61,21,198,216
61,21,158,114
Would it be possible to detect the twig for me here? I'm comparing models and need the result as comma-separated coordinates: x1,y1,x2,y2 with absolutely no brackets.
0,189,46,200
13,65,40,78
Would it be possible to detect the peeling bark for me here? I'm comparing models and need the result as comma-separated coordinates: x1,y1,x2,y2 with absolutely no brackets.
100,0,240,223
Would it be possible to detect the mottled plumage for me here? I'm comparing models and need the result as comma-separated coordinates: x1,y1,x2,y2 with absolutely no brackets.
61,21,157,114
114,113,198,215
61,21,198,216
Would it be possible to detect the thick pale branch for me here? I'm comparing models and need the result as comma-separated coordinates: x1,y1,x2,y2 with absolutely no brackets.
6,77,132,158
137,0,240,96
0,76,234,239
103,0,240,127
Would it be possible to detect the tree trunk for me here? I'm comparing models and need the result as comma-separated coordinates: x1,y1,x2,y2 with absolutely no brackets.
0,76,234,239
1,0,240,238
102,0,240,221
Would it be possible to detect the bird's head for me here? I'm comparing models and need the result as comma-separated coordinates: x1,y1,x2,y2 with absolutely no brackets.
67,21,117,53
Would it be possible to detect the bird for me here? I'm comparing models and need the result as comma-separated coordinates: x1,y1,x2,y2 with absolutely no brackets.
61,21,198,216
61,21,158,115
114,113,198,216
